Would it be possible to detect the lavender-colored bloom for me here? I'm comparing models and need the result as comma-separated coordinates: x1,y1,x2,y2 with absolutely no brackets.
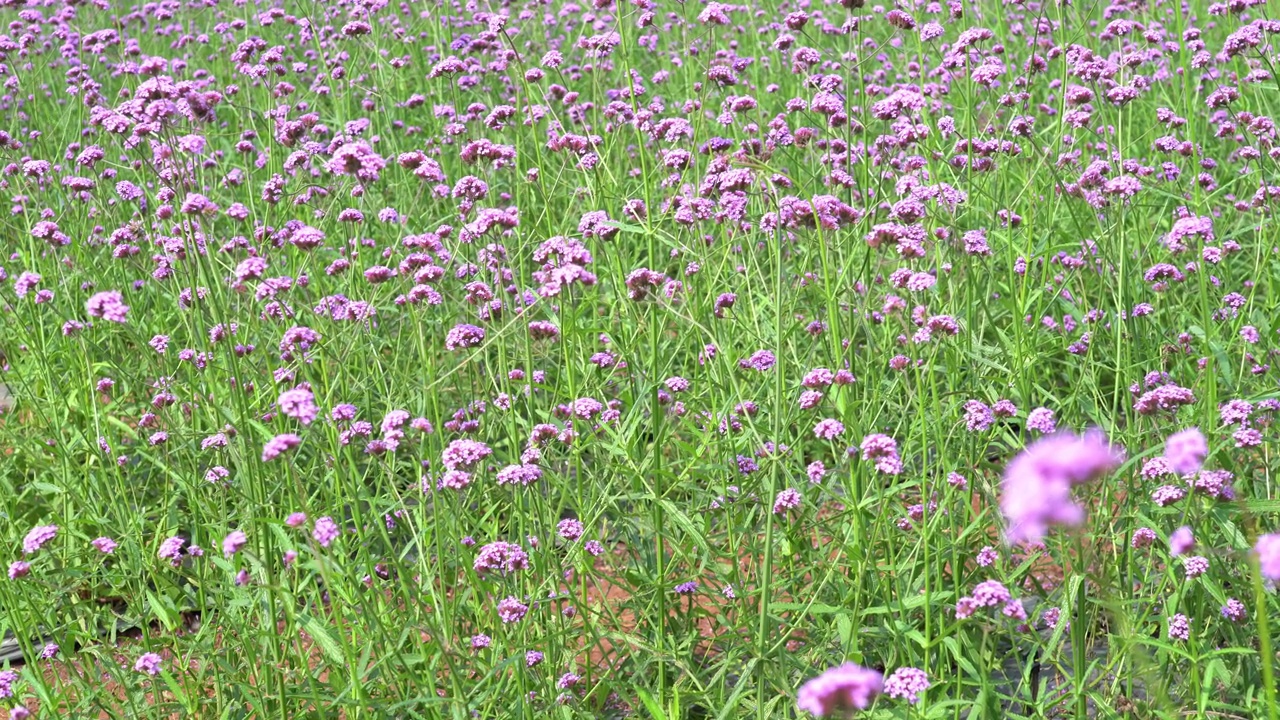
796,663,884,715
1000,430,1123,545
134,652,163,675
497,596,529,623
22,525,57,554
674,581,698,595
773,488,802,514
1026,407,1056,434
0,670,16,697
813,418,844,440
158,536,185,565
1170,526,1195,556
278,387,319,425
1184,556,1209,579
1132,527,1157,548
883,667,930,704
963,400,994,431
7,561,29,580
85,291,129,322
222,530,247,557
312,517,340,548
1168,613,1191,641
474,541,530,575
445,323,485,350
1221,598,1247,623
262,433,302,461
1255,533,1280,581
526,650,544,667
976,546,998,567
92,537,117,554
470,634,491,649
1164,428,1208,475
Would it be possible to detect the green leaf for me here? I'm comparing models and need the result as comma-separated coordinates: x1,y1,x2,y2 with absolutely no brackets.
636,688,668,720
300,614,346,666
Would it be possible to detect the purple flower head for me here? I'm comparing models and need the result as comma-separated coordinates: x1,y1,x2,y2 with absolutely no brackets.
1026,407,1056,434
884,667,930,704
1000,430,1123,545
278,387,319,425
86,290,129,323
222,530,247,557
796,662,884,716
1255,533,1280,581
262,433,302,461
22,524,57,554
134,652,163,676
1164,428,1208,475
312,516,340,548
445,323,485,350
92,537,117,554
497,595,529,623
1170,526,1195,556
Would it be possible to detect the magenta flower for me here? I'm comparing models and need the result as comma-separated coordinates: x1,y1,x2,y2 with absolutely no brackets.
813,418,844,440
883,667,930,704
278,387,319,425
134,652,163,676
1255,533,1280,581
92,537,117,554
85,290,129,322
497,595,529,623
262,433,302,461
1170,526,1195,556
222,530,247,557
999,430,1124,545
22,525,57,554
312,517,340,548
1164,428,1208,475
796,662,884,716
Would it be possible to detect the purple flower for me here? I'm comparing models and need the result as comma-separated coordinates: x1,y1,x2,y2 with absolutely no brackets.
1221,598,1247,623
497,596,529,623
312,517,340,548
262,433,302,461
92,537,117,554
1168,613,1191,641
445,323,485,350
813,418,844,440
796,662,884,715
134,652,163,675
5,561,26,580
1026,407,1056,434
0,669,17,697
222,530,247,557
22,524,57,554
526,650,544,667
1255,533,1280,581
883,667,930,704
85,290,129,322
278,387,319,425
158,536,186,565
773,488,802,514
1000,430,1124,545
674,581,698,595
1170,526,1195,556
1164,428,1208,475
473,541,530,575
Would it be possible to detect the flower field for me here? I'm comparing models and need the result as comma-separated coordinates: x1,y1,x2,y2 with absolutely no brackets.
1,0,1280,716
